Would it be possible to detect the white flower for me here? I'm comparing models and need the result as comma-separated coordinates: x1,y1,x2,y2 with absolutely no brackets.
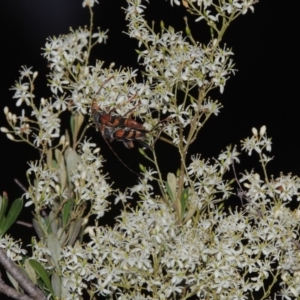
92,29,109,44
114,191,133,204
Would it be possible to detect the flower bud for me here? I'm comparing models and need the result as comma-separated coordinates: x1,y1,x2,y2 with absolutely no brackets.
93,147,100,154
185,219,192,227
59,135,66,145
55,185,60,193
3,107,9,115
6,133,15,141
85,226,95,237
252,127,258,136
281,272,289,282
0,127,8,133
33,71,38,79
274,209,281,218
260,125,266,136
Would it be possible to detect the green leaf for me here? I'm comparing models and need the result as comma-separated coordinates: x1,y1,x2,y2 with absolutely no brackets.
183,192,198,223
0,193,8,219
70,114,75,135
0,198,23,237
73,112,84,138
138,147,146,157
62,199,73,227
41,215,51,234
32,218,46,240
51,159,58,170
185,25,191,37
180,188,189,220
59,163,67,192
138,148,153,162
0,194,7,237
29,259,55,298
0,215,7,238
65,147,79,182
58,229,67,246
48,211,58,235
24,259,37,284
55,149,67,191
51,273,61,297
54,149,63,165
166,173,177,202
46,149,53,170
165,182,173,202
139,164,146,172
6,271,19,291
47,233,61,269
67,218,83,246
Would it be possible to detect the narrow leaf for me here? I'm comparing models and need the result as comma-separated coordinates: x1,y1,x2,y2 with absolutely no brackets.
70,114,75,135
29,259,55,297
54,149,62,166
58,152,67,191
139,164,146,172
0,194,8,219
180,188,189,220
165,181,174,202
183,192,198,223
32,218,46,240
6,271,19,291
48,211,58,235
24,259,37,284
0,215,7,238
58,230,68,246
67,218,83,246
1,198,23,235
166,173,177,202
62,199,73,227
65,148,79,182
138,148,152,161
47,233,62,269
51,273,61,297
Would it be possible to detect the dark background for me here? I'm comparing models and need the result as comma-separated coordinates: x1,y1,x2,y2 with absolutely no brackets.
0,0,298,299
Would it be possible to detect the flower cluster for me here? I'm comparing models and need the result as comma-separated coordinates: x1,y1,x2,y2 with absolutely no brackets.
170,0,257,20
0,235,26,261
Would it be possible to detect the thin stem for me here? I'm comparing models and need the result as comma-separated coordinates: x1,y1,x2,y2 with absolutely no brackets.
151,147,169,203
